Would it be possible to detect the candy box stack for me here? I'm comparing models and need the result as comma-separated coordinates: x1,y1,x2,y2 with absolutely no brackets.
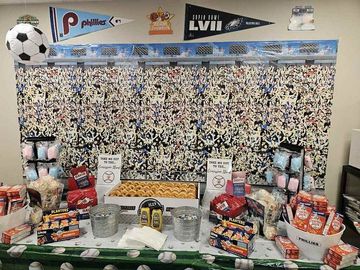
209,194,247,224
323,244,359,270
209,220,256,258
37,208,80,245
275,236,299,259
67,166,97,220
1,223,33,244
0,185,27,217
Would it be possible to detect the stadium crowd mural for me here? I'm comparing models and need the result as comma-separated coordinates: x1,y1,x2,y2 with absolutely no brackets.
15,63,336,188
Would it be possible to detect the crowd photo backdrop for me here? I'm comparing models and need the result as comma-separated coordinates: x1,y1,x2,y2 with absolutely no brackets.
15,40,338,188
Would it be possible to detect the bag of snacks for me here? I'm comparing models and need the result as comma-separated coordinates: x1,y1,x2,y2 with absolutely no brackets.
28,176,64,211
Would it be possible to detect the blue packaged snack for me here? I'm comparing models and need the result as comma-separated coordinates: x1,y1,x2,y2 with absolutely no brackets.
265,170,274,184
290,156,302,173
273,150,291,171
36,142,49,160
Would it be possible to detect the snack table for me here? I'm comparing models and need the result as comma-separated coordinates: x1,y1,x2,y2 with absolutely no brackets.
0,213,359,270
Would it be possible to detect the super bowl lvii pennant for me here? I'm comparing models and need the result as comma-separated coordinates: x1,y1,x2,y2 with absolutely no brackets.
50,7,133,42
184,4,274,40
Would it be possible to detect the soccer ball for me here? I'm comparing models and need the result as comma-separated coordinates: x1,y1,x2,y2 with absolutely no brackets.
5,23,49,63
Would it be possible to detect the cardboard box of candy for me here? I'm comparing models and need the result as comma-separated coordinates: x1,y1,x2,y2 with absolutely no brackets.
1,223,33,244
37,208,80,245
104,180,199,216
67,187,97,219
275,236,299,259
209,220,256,258
209,194,247,224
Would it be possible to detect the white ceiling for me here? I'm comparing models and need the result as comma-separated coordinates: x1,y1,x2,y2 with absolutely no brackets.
0,0,108,5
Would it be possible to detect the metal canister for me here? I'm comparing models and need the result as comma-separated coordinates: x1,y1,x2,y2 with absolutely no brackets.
171,206,202,242
89,204,121,238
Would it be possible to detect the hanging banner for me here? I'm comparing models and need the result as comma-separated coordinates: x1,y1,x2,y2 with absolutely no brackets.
184,4,274,40
147,7,174,35
49,7,133,42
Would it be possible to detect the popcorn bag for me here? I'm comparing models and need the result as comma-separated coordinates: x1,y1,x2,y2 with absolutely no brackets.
28,176,64,211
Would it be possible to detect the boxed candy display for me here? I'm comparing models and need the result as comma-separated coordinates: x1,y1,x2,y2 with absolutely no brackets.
323,211,344,235
209,220,256,258
1,223,33,244
68,166,95,191
275,236,299,259
67,187,98,219
323,244,358,269
37,208,80,245
209,194,247,223
0,185,27,216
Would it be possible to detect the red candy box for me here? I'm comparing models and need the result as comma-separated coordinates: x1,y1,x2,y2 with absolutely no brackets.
67,187,97,219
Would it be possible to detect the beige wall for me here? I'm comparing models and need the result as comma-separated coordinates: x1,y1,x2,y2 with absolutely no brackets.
0,0,359,205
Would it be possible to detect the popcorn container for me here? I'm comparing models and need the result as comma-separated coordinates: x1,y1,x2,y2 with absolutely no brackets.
171,206,202,242
28,176,64,211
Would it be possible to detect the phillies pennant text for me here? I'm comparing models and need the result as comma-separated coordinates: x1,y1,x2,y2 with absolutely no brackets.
184,4,274,40
50,7,133,42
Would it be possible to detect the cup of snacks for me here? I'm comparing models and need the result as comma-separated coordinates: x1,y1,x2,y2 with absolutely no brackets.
171,206,202,242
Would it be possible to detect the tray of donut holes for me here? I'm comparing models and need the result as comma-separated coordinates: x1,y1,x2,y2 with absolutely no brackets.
108,181,197,199
104,180,200,216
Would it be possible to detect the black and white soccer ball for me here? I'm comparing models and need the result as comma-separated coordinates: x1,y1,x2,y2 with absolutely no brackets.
5,23,49,63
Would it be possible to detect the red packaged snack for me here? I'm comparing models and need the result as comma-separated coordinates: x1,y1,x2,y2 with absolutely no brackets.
68,173,95,191
1,223,32,244
326,205,336,216
324,253,357,266
67,187,97,208
7,198,24,214
297,191,312,204
323,211,344,235
324,256,356,270
0,197,7,216
0,186,10,197
67,187,98,219
312,194,328,212
328,244,359,261
7,185,26,199
307,211,326,234
210,194,247,218
275,236,299,259
69,166,92,190
292,203,312,231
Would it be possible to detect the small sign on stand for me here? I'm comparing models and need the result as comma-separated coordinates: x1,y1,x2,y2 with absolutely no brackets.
206,158,232,192
97,154,122,186
96,154,121,203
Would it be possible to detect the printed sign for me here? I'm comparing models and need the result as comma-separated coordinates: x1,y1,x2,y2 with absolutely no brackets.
288,6,315,31
148,7,174,35
184,4,274,40
206,158,232,191
49,7,133,42
97,154,121,186
17,14,39,26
